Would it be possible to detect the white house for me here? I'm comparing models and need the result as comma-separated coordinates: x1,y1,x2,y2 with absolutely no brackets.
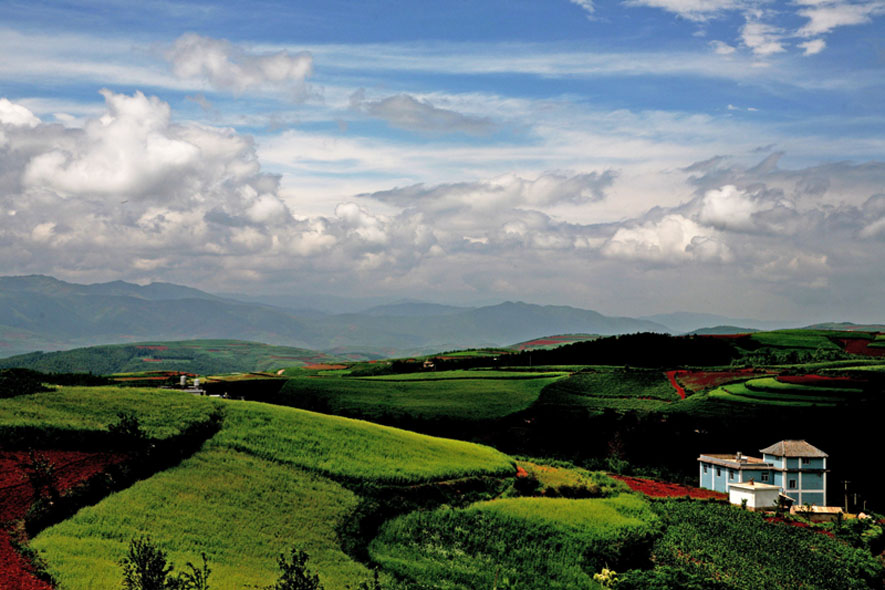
728,481,782,511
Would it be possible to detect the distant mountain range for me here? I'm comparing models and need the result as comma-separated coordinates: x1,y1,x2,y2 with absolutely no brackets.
0,274,822,358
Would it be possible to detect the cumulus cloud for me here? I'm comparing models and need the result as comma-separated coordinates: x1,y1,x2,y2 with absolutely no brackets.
349,90,496,135
0,98,41,127
164,33,313,94
602,214,732,263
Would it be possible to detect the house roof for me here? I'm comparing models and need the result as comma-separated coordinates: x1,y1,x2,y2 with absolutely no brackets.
759,440,828,458
729,481,781,491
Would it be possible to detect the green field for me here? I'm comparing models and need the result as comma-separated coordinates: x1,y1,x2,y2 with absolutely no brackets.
25,391,517,589
0,385,220,440
747,330,844,350
275,371,565,423
211,401,516,484
707,377,863,407
617,499,884,590
369,494,660,590
533,368,678,415
31,448,370,590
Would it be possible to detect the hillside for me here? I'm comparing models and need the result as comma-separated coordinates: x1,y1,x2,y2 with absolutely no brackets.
0,340,350,375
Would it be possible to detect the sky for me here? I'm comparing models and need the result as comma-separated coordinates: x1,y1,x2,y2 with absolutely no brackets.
0,0,883,323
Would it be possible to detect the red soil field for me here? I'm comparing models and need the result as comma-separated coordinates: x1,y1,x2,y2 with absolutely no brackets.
113,376,168,382
839,338,885,357
269,356,306,360
141,358,165,362
776,374,858,386
676,369,770,392
303,363,348,370
135,345,168,351
1,450,128,588
610,474,727,500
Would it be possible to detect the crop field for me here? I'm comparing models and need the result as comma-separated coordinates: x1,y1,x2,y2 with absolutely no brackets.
707,376,865,407
512,334,598,351
622,499,884,590
534,368,679,415
359,369,569,381
276,372,564,423
514,460,626,497
211,401,515,484
0,386,219,441
369,494,660,590
31,447,371,590
747,330,844,350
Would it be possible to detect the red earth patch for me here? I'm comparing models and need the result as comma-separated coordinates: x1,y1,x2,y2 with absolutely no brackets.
303,363,348,370
676,369,770,392
665,370,687,400
135,345,169,351
610,474,727,500
838,337,885,357
1,450,128,588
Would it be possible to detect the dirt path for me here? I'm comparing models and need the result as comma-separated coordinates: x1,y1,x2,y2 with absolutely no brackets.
665,370,686,400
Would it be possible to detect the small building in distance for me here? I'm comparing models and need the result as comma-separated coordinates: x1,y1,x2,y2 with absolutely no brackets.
698,439,829,507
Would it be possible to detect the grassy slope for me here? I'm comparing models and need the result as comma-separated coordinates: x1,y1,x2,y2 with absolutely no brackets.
31,448,367,590
534,368,678,415
277,372,565,422
370,494,659,590
28,394,516,589
0,386,219,440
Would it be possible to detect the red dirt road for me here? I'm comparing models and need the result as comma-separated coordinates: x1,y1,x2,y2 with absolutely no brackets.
665,371,686,400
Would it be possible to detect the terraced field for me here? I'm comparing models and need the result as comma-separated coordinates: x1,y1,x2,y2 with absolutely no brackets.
708,376,864,406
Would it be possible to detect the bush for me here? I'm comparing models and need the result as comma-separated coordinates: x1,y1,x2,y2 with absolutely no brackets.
120,536,174,590
266,547,324,590
120,537,211,590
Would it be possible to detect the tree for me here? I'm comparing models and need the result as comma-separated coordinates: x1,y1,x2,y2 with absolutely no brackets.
19,449,59,503
120,536,174,590
266,548,324,590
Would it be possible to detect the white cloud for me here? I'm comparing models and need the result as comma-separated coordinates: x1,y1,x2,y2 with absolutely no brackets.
741,20,786,56
799,38,827,55
623,0,746,21
164,33,313,94
0,98,40,127
796,1,885,36
710,40,737,55
602,214,732,262
569,0,595,17
349,90,496,135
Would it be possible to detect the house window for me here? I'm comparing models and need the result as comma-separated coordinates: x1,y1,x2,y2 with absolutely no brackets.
761,472,770,482
801,458,811,465
716,468,721,477
729,470,735,480
788,479,797,489
703,465,708,474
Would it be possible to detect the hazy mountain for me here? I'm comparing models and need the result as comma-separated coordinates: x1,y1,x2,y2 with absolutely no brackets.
641,311,796,334
0,275,681,358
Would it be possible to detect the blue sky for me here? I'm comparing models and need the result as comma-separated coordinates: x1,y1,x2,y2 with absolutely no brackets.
0,0,883,322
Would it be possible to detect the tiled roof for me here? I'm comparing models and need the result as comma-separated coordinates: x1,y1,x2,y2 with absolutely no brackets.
759,440,827,458
697,454,771,469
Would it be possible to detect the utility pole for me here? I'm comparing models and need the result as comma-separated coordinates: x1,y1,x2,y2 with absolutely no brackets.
843,480,850,512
